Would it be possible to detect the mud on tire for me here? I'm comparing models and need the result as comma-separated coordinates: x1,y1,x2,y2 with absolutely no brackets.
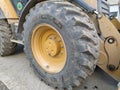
24,1,100,90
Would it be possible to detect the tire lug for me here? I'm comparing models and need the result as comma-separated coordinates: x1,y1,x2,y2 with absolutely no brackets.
67,86,72,90
73,80,80,86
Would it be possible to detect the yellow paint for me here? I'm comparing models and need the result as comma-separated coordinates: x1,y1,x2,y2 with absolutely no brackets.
31,24,67,74
84,0,97,10
111,18,120,30
0,0,120,82
98,15,120,81
0,0,18,23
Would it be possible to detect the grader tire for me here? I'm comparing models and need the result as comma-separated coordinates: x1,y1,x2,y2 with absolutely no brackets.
24,1,99,90
0,19,17,56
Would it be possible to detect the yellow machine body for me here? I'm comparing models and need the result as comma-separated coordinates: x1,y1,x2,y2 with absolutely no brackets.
0,0,18,23
0,0,120,82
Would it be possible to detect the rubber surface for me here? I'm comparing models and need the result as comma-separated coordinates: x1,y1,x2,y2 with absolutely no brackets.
23,1,99,90
0,20,17,56
0,81,9,90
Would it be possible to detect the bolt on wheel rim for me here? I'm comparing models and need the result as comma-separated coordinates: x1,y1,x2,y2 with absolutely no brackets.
31,24,67,74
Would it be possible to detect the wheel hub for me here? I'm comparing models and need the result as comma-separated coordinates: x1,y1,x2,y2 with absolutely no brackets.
31,24,67,74
45,35,61,57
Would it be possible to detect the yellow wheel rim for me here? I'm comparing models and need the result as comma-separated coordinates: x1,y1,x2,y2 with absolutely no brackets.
31,24,67,74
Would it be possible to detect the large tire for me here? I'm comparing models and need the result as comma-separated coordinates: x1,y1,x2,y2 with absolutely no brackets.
0,19,17,56
24,1,99,90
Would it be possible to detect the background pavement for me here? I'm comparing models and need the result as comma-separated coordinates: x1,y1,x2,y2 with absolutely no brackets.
0,45,118,90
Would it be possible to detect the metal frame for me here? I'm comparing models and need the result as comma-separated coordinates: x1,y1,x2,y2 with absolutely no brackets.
0,0,18,23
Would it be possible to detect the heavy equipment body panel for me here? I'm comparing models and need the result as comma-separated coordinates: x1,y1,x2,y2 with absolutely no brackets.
98,15,120,81
0,0,18,23
111,18,120,30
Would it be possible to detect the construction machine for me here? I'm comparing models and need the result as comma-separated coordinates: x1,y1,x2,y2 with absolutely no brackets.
0,0,120,90
118,82,120,90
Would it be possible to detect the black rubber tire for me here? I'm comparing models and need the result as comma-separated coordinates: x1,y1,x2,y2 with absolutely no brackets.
0,19,17,56
23,1,99,90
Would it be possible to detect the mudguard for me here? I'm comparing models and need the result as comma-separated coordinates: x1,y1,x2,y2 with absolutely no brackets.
18,0,45,33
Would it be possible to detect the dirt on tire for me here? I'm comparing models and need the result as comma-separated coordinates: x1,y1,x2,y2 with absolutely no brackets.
0,19,17,56
23,1,100,90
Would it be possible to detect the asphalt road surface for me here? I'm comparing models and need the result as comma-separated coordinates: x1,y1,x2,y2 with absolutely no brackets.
0,45,118,90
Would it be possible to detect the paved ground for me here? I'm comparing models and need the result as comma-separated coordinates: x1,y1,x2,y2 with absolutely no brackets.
0,45,118,90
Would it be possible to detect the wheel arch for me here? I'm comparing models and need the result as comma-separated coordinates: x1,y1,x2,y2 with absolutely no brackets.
18,0,46,33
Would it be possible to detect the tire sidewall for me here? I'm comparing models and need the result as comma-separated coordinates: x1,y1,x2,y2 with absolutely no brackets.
24,1,100,88
24,14,76,81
